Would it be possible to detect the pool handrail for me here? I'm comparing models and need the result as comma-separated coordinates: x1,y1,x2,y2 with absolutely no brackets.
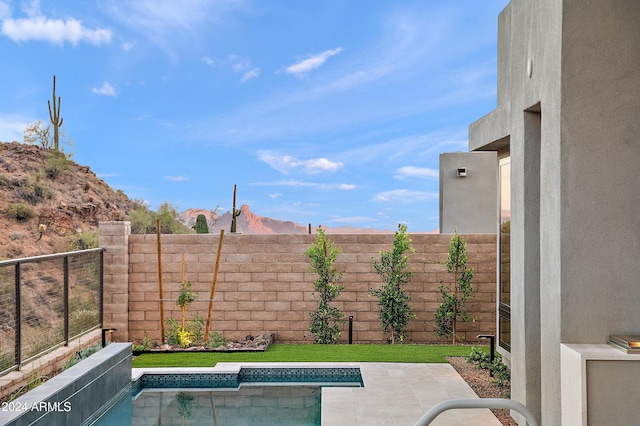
414,397,539,426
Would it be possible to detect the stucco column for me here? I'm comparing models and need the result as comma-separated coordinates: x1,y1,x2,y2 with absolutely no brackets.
99,221,131,342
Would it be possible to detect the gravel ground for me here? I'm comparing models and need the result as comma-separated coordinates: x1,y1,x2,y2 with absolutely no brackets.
447,357,517,426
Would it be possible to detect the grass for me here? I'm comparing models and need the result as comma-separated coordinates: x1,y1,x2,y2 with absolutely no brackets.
132,344,481,368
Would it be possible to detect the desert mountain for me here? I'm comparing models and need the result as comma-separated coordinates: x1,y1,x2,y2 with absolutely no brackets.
0,141,135,259
0,140,392,261
179,205,394,234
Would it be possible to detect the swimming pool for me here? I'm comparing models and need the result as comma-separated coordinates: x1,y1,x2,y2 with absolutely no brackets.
88,367,363,426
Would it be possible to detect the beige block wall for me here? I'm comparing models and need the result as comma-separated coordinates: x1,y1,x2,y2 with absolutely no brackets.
118,229,496,344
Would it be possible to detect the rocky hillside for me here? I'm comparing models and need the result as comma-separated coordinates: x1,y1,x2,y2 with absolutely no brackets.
0,142,135,259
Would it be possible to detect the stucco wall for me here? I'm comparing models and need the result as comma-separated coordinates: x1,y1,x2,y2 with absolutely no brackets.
117,230,496,344
439,151,498,234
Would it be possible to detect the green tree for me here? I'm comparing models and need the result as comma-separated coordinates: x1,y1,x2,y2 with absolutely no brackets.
435,228,475,344
305,226,344,344
128,201,189,234
369,223,415,344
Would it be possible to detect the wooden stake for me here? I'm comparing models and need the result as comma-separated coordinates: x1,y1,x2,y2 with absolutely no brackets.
156,219,165,345
181,253,186,329
205,229,225,339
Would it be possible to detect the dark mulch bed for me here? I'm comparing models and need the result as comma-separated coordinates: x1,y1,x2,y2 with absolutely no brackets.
447,356,516,426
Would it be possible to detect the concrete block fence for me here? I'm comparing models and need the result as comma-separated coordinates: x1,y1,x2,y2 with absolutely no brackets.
100,221,497,344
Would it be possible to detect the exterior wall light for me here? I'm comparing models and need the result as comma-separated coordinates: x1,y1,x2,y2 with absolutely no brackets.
457,167,467,177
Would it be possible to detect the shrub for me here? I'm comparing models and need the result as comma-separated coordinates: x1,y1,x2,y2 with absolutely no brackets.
305,226,344,344
44,153,71,179
6,203,33,221
20,177,52,205
369,223,415,344
206,331,228,348
133,332,153,351
467,346,510,387
66,230,99,251
129,201,189,234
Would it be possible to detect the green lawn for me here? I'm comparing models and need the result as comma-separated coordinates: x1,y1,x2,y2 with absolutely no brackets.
132,344,482,368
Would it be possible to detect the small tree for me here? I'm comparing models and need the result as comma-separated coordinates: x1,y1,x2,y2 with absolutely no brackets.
305,226,344,344
369,223,415,344
435,228,475,344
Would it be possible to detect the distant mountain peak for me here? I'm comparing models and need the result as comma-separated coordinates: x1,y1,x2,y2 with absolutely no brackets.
178,204,394,234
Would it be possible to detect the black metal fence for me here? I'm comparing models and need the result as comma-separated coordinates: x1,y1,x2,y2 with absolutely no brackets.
0,248,103,375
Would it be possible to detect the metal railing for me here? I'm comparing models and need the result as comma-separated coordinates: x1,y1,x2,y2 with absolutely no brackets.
414,398,539,426
0,248,104,375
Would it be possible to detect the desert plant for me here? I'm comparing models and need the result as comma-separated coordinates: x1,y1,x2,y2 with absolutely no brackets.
48,75,63,152
467,346,510,387
6,203,33,221
128,201,189,234
194,214,209,233
164,316,204,348
132,331,154,351
435,228,475,344
66,230,99,251
230,184,242,233
23,120,53,149
63,342,102,370
43,152,71,179
369,223,415,344
19,176,51,204
68,308,99,337
206,331,228,348
305,226,344,344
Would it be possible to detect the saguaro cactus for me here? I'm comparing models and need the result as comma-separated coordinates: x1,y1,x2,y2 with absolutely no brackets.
230,184,242,233
48,75,63,152
194,214,209,234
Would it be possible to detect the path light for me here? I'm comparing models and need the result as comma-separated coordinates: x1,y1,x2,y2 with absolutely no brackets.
349,316,354,344
102,328,117,347
477,334,495,376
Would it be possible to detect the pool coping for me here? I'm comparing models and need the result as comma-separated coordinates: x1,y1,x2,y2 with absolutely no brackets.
132,363,502,425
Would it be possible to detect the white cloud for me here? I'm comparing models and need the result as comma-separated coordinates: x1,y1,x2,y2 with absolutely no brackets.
0,113,31,142
251,179,354,190
394,165,439,179
165,175,189,182
122,40,136,51
240,67,260,83
373,189,438,203
338,184,356,190
1,5,112,46
269,193,282,199
202,56,215,67
257,150,343,174
285,47,343,78
92,82,118,96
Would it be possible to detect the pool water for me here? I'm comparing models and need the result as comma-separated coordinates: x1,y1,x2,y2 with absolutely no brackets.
92,385,323,426
88,368,362,426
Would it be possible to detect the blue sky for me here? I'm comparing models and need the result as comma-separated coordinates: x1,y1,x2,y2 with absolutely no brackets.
0,0,508,232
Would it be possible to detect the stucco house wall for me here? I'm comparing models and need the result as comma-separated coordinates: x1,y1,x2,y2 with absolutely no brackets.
467,1,640,424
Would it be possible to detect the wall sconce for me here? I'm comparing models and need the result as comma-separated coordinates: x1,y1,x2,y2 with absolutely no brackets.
456,167,467,177
102,328,117,347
